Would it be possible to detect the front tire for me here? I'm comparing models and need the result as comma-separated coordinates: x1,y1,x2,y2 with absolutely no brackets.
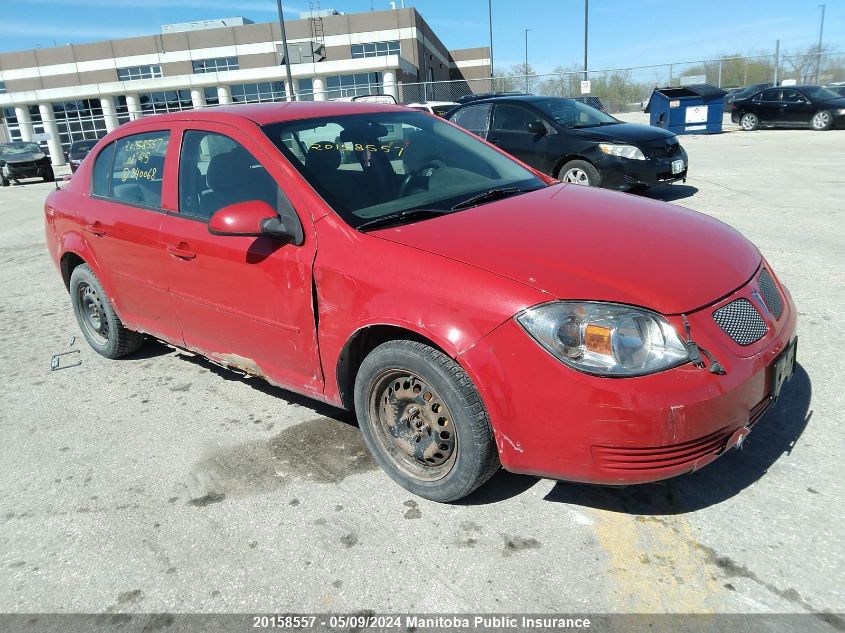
811,110,833,131
740,112,759,131
558,159,601,187
69,264,145,359
354,340,499,502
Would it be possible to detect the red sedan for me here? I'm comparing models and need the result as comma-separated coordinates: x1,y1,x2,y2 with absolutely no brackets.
43,102,797,501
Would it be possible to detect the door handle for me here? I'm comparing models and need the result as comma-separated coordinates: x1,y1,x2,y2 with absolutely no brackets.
83,222,106,237
488,137,501,145
166,244,196,260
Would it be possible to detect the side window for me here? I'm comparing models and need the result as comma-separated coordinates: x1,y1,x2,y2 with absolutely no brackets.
179,130,288,222
760,89,781,102
91,142,115,197
110,131,170,208
492,104,539,132
781,89,802,103
450,103,493,136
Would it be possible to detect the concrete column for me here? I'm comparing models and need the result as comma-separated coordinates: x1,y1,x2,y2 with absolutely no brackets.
38,103,66,167
100,97,119,132
125,93,142,120
14,106,35,142
312,76,327,101
190,88,206,110
217,85,232,105
382,70,399,100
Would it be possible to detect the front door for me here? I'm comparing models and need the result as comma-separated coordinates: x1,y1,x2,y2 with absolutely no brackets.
488,104,552,173
160,124,322,394
781,88,815,125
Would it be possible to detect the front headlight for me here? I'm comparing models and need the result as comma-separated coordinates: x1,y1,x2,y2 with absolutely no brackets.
598,143,646,160
516,302,689,376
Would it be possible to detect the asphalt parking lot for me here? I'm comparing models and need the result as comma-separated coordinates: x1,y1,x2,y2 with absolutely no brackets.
1,125,843,620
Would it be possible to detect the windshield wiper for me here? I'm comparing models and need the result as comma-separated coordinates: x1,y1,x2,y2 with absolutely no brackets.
356,208,451,231
450,186,540,211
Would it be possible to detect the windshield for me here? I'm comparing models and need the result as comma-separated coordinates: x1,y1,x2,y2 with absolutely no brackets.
262,111,543,229
71,141,96,153
800,86,840,101
0,142,41,157
533,98,618,128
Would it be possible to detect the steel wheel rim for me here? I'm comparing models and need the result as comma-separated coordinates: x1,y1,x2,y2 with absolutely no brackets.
368,370,457,481
562,168,589,185
813,112,829,129
741,114,756,130
77,282,109,345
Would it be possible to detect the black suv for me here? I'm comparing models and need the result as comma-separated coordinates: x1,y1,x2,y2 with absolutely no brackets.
445,95,687,190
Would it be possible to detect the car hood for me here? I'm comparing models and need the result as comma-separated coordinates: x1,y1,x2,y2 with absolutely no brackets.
1,151,46,164
569,122,675,143
371,185,761,315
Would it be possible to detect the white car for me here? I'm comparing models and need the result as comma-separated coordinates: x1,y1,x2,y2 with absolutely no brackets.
404,101,458,117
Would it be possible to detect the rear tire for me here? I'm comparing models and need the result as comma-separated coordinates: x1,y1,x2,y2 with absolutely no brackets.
354,340,499,502
69,264,145,359
740,112,759,131
558,159,601,187
43,167,55,182
811,110,833,131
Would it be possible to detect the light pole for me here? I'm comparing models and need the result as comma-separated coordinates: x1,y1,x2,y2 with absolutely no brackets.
816,4,826,83
583,0,589,82
524,28,531,93
488,0,494,81
276,0,297,101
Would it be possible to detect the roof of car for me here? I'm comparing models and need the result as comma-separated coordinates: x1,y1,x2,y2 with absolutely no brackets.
453,94,557,106
118,100,408,129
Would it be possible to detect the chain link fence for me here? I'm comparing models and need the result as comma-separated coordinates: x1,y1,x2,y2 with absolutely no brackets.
399,52,845,113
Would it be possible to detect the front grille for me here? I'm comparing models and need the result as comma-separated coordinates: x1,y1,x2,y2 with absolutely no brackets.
645,139,681,158
713,298,768,345
757,269,783,319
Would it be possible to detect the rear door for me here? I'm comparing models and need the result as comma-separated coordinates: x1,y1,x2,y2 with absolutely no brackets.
755,89,783,123
488,103,553,173
77,129,180,342
159,122,322,393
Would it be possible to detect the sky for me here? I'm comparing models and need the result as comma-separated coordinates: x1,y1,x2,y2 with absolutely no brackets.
1,0,842,75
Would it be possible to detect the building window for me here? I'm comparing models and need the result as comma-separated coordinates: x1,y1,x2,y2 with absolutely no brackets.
117,65,163,81
298,78,314,101
1,105,46,151
0,81,6,95
351,41,400,59
325,73,382,99
137,90,192,115
52,99,108,151
204,87,220,106
230,82,288,103
192,57,239,73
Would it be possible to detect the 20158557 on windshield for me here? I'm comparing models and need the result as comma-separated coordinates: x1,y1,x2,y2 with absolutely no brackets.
44,101,796,501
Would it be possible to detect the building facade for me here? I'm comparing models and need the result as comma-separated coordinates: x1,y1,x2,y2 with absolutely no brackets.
0,7,490,166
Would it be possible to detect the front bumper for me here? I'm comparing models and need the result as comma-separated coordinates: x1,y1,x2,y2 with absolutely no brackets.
460,265,797,485
595,147,689,190
5,161,50,179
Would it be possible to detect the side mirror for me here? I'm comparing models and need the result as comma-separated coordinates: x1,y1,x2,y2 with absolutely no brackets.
527,120,547,135
208,200,297,242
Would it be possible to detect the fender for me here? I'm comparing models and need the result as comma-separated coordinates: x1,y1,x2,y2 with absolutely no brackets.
57,231,120,306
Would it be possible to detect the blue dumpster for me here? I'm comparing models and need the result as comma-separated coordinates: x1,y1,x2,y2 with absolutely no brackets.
645,84,727,135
